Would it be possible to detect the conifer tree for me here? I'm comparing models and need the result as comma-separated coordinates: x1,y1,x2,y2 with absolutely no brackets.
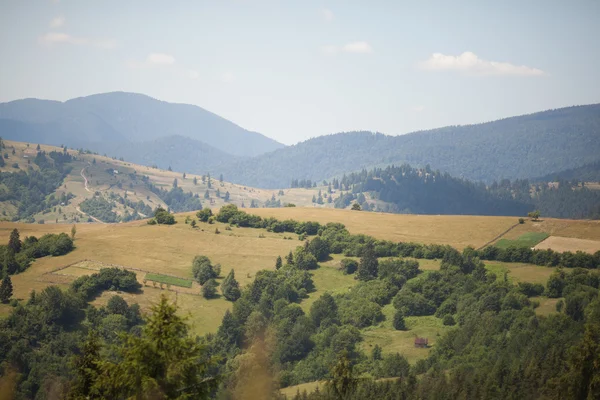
0,275,13,303
8,229,21,254
221,269,241,302
275,256,283,270
356,242,378,281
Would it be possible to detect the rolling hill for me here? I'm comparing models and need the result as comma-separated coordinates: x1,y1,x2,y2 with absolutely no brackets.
220,104,600,188
0,92,284,158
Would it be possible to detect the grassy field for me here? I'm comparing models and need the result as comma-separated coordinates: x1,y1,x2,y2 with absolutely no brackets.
144,273,193,288
495,232,550,249
280,381,326,398
533,236,600,254
360,304,453,365
251,208,521,250
484,261,555,284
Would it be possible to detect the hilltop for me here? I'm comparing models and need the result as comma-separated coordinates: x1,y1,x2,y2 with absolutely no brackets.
0,92,284,158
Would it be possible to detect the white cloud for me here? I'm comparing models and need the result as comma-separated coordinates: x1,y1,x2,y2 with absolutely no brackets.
221,72,236,84
342,41,373,54
50,16,65,28
321,41,373,55
320,8,334,22
39,32,116,49
147,53,175,65
419,51,545,76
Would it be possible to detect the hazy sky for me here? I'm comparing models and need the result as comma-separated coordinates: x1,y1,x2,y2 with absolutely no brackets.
1,1,599,145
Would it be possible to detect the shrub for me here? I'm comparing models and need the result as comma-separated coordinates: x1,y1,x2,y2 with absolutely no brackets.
518,218,525,224
340,258,358,275
202,279,218,299
442,314,456,326
393,311,406,330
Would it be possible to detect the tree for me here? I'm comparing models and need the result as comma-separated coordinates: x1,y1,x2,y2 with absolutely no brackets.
190,220,197,228
172,178,178,188
351,203,362,211
196,208,213,222
356,243,378,281
340,258,358,275
310,293,338,327
219,174,224,183
8,228,21,254
393,310,406,330
0,275,13,303
286,251,294,266
192,256,218,285
372,344,383,361
307,236,330,261
193,176,198,185
221,269,241,301
182,172,186,179
4,249,19,275
93,295,217,398
71,225,77,240
204,190,210,199
327,351,357,400
528,210,541,221
36,144,41,150
275,256,282,270
69,330,102,398
224,191,230,202
202,279,218,299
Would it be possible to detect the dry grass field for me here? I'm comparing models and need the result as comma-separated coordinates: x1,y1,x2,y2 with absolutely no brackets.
505,218,600,242
533,236,600,254
251,208,520,250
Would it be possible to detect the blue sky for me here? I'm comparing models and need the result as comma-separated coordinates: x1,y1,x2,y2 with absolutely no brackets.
1,0,599,144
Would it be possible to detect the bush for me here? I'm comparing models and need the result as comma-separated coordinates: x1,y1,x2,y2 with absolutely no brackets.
393,290,436,316
71,268,140,300
196,208,213,222
202,279,218,299
393,310,406,330
340,258,358,274
442,314,456,326
518,218,525,224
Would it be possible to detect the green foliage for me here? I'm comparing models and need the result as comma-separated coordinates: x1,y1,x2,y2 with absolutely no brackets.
442,314,456,326
340,258,358,275
392,310,406,330
495,232,549,249
192,255,220,285
153,207,176,225
71,267,141,300
145,183,202,212
202,278,219,299
275,255,283,270
310,293,338,328
221,269,241,301
80,196,119,222
0,150,74,220
93,295,217,398
196,208,213,222
356,243,378,281
0,275,13,303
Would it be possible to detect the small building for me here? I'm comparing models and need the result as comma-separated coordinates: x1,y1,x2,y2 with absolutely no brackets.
414,337,428,348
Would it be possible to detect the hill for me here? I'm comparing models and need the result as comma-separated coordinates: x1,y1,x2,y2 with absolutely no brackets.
0,140,323,224
219,104,600,188
535,160,600,183
0,92,284,158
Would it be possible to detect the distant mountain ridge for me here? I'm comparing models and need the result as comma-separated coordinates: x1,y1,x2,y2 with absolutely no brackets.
0,92,284,157
219,104,600,188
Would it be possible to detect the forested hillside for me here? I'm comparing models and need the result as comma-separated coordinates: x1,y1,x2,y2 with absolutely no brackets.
332,164,600,219
535,160,600,183
220,104,600,188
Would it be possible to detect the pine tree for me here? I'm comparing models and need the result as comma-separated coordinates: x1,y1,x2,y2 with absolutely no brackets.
4,250,19,275
0,275,13,303
286,251,294,266
69,330,102,398
173,178,178,188
204,189,210,199
221,269,241,302
193,176,198,185
8,229,21,254
275,256,283,270
356,242,378,281
393,311,406,330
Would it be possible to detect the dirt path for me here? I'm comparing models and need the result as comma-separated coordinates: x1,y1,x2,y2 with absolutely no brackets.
80,167,91,192
476,222,520,250
76,206,105,224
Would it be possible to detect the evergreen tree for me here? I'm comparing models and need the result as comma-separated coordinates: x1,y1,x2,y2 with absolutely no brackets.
219,174,224,183
286,251,294,265
224,191,230,202
193,176,198,185
8,229,21,254
93,295,217,398
275,256,283,270
69,330,102,398
172,178,178,188
71,225,77,240
4,249,19,275
204,190,210,199
393,311,406,330
202,279,218,299
221,269,241,302
356,242,378,281
0,275,13,303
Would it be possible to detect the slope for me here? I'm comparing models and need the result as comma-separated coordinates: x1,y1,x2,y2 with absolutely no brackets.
220,104,600,188
0,92,284,157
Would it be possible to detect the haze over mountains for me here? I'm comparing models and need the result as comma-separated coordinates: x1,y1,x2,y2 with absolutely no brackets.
1,92,599,188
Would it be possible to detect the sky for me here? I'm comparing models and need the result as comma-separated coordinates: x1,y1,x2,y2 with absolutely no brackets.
1,0,599,145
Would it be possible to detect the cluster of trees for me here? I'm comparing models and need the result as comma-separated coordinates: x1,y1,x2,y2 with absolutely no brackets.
0,150,74,221
214,205,322,235
332,164,533,216
290,179,317,189
71,267,141,300
79,196,120,223
0,229,74,281
144,181,203,212
149,207,176,225
108,192,153,221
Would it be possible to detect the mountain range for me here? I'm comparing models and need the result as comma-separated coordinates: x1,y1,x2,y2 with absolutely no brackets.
1,92,599,188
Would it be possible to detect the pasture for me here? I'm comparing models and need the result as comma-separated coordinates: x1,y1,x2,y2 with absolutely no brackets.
495,232,549,249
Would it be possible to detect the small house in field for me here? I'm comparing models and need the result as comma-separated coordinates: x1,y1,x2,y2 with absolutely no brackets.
414,337,428,348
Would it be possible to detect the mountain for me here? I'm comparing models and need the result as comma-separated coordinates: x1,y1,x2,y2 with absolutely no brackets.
0,92,284,157
219,104,600,188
